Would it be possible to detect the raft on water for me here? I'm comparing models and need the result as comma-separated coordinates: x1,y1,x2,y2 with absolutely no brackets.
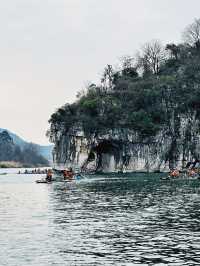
36,179,56,184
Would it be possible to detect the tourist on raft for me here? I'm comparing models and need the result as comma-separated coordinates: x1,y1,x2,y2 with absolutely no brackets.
63,167,74,181
188,168,197,177
169,168,180,178
46,169,53,182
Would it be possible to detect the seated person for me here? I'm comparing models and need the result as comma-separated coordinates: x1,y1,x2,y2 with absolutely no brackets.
188,168,196,177
63,168,74,180
169,168,180,178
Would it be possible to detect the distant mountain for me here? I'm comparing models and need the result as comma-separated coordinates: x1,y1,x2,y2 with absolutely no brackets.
0,131,15,162
0,128,53,162
0,128,26,146
0,130,50,167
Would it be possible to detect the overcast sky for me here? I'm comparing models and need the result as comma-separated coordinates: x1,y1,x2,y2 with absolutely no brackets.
0,0,200,144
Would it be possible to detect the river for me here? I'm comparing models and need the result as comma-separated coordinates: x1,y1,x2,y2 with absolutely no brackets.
0,169,200,265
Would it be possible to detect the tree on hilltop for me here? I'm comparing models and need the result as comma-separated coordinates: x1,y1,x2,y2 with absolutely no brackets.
183,18,200,49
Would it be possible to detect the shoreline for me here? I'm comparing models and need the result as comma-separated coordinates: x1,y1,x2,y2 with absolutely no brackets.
0,161,49,169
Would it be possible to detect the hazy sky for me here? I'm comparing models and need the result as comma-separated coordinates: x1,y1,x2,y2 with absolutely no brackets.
0,0,200,144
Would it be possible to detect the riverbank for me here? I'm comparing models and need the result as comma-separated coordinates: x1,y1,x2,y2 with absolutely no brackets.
0,161,50,168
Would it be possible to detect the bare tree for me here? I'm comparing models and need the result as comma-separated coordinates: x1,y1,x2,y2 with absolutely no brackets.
120,55,134,69
101,64,114,91
182,18,200,48
137,40,166,75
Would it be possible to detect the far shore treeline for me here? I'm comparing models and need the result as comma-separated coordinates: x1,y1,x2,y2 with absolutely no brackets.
0,131,49,168
48,19,200,143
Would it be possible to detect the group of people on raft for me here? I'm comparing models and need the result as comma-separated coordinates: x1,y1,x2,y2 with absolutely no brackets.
169,169,199,178
168,160,200,179
45,168,82,183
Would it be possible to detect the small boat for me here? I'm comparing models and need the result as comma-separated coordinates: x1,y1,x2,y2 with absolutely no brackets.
63,179,74,183
35,179,56,184
160,174,200,181
63,174,85,182
36,180,50,184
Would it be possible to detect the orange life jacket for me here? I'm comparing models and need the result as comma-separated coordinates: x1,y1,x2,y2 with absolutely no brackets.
63,170,73,179
171,170,179,177
47,169,52,177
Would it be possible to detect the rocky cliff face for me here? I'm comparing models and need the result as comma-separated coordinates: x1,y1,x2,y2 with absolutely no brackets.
52,113,200,172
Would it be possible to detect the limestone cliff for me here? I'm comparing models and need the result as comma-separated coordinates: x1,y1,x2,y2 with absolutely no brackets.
48,34,200,172
51,113,200,172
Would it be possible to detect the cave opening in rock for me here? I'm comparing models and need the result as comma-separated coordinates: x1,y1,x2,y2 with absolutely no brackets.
87,151,95,161
92,140,121,171
93,140,120,155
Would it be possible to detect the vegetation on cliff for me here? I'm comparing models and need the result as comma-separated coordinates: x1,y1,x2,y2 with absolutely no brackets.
48,19,200,143
0,131,49,167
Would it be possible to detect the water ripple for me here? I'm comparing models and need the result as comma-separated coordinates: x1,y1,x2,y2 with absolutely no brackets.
0,173,200,265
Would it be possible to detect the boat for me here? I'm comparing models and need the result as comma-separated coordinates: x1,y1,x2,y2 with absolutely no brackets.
63,174,85,182
35,179,56,184
63,179,74,183
160,174,200,181
36,180,51,184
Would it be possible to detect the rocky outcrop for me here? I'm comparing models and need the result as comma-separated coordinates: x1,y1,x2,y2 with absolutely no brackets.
52,113,200,172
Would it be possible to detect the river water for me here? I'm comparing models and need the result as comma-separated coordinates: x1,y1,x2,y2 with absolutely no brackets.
0,169,200,265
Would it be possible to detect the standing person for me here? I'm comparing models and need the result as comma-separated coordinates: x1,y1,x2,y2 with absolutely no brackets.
63,169,68,180
46,169,53,182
